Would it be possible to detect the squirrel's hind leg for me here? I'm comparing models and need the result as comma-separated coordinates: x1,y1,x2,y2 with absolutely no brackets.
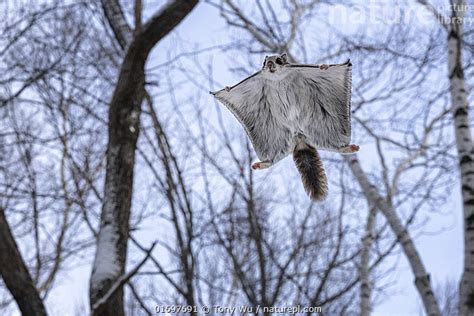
251,150,289,170
338,144,360,154
252,134,295,170
251,160,273,170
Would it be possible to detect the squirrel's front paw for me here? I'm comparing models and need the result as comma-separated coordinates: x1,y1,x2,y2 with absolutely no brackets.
320,64,329,70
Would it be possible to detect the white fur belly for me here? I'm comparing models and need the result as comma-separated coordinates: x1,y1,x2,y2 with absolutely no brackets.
265,80,301,135
286,104,300,131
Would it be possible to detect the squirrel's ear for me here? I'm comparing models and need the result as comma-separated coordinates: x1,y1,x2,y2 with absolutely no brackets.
280,53,288,62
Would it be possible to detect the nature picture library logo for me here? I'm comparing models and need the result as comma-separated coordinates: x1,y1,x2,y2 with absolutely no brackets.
326,1,474,26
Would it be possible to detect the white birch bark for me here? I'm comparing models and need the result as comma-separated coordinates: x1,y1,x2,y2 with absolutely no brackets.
345,155,442,316
446,1,474,315
360,207,376,316
417,1,473,313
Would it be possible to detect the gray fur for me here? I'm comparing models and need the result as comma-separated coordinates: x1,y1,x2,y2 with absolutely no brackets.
211,56,352,165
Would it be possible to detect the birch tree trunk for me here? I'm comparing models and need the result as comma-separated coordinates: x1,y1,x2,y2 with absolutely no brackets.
0,207,47,316
446,1,474,315
345,156,442,316
360,207,376,316
89,1,198,315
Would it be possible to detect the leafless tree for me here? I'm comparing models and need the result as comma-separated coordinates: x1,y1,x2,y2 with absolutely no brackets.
1,2,110,314
415,1,474,314
89,1,198,315
0,207,46,315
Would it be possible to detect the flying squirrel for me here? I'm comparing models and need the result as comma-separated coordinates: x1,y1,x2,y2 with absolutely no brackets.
211,53,359,201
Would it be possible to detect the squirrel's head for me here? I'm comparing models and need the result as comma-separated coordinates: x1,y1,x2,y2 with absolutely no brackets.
262,53,288,73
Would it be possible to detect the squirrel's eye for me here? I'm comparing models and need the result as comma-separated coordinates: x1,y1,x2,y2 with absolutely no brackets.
275,58,283,65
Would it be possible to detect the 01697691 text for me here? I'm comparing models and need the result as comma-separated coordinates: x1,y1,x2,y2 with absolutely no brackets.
155,305,198,314
155,304,322,314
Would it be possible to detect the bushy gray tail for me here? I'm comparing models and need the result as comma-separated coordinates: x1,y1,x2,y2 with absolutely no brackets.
293,141,328,201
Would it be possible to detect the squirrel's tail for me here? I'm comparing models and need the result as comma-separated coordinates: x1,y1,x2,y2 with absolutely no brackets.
293,141,328,201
